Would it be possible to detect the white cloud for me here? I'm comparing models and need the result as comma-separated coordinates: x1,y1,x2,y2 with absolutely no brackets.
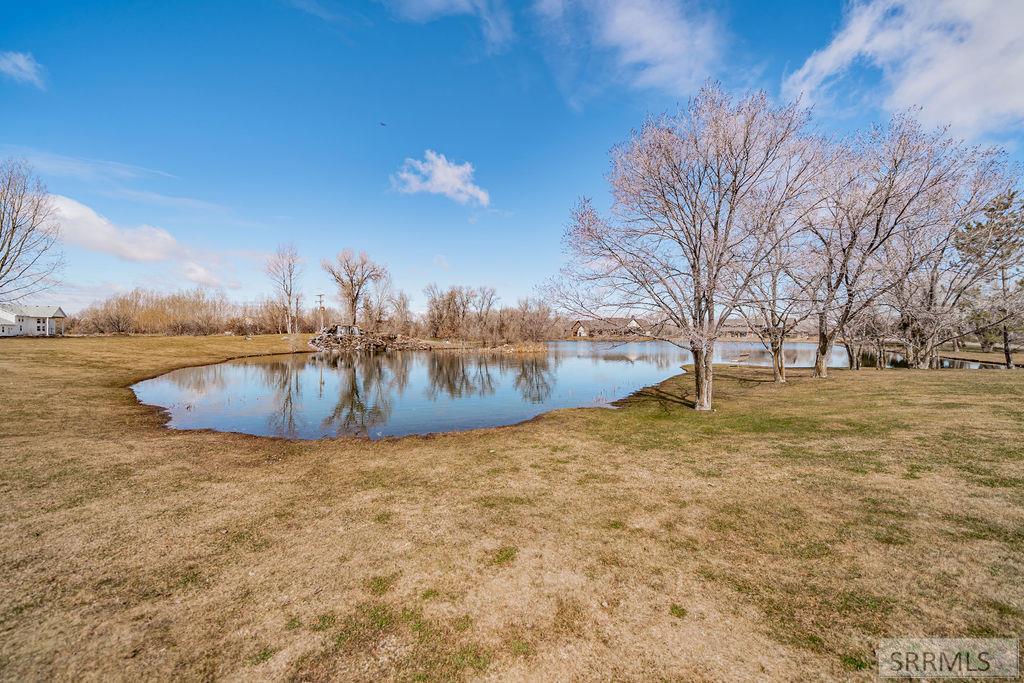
181,261,234,289
432,254,450,270
0,51,45,89
52,195,179,263
782,0,1024,138
534,0,720,103
51,196,235,288
393,150,490,206
384,0,514,49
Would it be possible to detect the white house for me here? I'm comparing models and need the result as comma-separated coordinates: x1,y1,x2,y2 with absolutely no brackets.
570,317,644,337
0,304,67,337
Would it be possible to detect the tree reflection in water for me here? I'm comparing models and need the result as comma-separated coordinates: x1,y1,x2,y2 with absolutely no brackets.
252,358,305,438
512,355,556,403
424,353,495,400
318,352,410,437
424,352,558,403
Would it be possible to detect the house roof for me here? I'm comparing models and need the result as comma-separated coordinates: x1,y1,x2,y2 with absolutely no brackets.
572,317,642,331
0,304,67,318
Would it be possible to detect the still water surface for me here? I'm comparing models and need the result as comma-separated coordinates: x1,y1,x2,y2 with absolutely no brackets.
130,340,982,439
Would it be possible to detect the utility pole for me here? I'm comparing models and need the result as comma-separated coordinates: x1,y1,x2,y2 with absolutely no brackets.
316,294,325,332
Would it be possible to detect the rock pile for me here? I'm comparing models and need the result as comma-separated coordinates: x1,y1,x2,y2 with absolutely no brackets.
308,330,431,353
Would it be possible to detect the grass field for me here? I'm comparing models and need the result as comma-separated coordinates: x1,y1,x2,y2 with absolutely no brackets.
1,335,1023,680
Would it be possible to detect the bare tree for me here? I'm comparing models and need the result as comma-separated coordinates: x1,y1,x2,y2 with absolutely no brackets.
551,84,819,410
0,159,62,302
889,186,1023,368
389,289,413,336
265,243,303,333
322,249,387,327
840,305,895,369
805,115,979,377
474,286,498,340
738,213,819,382
956,191,1024,368
361,272,393,333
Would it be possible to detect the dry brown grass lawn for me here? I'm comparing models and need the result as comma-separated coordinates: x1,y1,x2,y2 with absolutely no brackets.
1,335,1023,681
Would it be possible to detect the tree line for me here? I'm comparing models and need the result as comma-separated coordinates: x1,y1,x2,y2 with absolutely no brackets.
69,247,564,341
551,83,1024,410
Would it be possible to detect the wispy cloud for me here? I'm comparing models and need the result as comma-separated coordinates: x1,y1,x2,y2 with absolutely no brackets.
432,254,450,270
392,150,490,206
51,195,237,288
534,0,720,105
383,0,514,49
782,0,1024,139
3,147,174,183
6,147,229,213
105,188,225,212
47,281,132,314
286,0,343,22
0,51,45,89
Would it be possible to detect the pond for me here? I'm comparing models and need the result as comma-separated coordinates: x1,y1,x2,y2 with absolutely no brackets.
130,340,984,440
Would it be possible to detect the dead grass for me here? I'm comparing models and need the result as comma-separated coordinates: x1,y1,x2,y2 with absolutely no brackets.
1,335,1023,680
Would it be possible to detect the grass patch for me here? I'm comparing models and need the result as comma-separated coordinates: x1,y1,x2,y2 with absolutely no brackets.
367,573,398,596
247,647,276,666
311,613,336,632
840,653,871,671
490,546,518,566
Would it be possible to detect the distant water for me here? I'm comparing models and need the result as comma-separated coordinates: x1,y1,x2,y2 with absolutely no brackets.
129,340,982,440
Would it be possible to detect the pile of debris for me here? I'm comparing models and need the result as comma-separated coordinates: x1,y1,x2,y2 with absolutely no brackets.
308,326,431,353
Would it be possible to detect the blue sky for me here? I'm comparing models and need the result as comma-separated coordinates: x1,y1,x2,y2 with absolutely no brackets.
2,0,1022,312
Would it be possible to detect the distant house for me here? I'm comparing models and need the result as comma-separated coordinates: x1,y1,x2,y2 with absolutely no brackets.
718,318,752,339
570,317,644,337
0,304,67,337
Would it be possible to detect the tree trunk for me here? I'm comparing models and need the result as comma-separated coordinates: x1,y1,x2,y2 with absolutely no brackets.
691,343,714,411
771,336,786,383
813,329,831,378
1002,324,1014,369
843,342,862,370
875,339,886,370
1001,266,1014,369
